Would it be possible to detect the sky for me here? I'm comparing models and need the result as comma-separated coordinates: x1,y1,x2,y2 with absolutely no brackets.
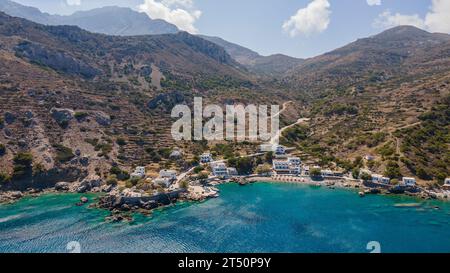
11,0,450,58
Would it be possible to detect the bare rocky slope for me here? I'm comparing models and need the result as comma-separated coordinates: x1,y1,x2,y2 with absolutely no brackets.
0,12,279,191
281,26,450,185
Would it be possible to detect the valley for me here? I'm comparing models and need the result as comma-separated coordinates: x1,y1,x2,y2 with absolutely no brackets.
0,3,448,207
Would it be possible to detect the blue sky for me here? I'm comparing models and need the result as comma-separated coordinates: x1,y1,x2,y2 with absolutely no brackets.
12,0,448,58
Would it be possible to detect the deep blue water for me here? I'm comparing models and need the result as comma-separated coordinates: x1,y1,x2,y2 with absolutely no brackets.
0,182,449,253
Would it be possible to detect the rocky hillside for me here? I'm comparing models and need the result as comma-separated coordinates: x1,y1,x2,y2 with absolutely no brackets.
0,0,179,35
281,26,450,184
199,35,304,76
0,12,276,190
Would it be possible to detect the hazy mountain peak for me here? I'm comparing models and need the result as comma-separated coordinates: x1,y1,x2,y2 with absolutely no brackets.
0,0,179,35
371,25,448,41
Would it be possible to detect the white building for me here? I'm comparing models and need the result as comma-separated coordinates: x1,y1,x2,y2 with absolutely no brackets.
321,169,334,177
401,177,416,187
303,166,310,176
273,159,300,175
259,144,274,152
170,149,182,159
443,178,450,190
212,163,229,178
372,174,390,184
227,167,238,176
200,153,213,163
153,178,172,188
288,157,301,166
159,170,177,181
131,166,146,179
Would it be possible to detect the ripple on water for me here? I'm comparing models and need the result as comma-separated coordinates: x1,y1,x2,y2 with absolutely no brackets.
1,184,450,253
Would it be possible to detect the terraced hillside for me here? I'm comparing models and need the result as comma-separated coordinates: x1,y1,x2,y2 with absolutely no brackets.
0,12,281,189
281,26,450,185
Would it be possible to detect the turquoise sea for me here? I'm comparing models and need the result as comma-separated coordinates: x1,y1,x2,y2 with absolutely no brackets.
0,182,450,253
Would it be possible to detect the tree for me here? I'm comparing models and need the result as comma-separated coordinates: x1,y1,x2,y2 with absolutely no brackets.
384,161,402,179
256,164,272,175
179,180,189,189
352,168,360,179
32,162,45,176
110,166,130,181
106,175,118,186
310,168,322,177
265,152,274,164
360,172,372,181
416,167,431,180
353,156,363,169
193,165,205,174
53,145,75,163
0,143,5,156
13,152,33,166
0,172,11,185
235,157,254,175
116,138,127,146
13,152,33,178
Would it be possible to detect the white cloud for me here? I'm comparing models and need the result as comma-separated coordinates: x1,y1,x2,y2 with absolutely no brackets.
161,0,193,7
282,0,331,37
373,0,450,33
139,0,201,33
367,0,381,6
424,0,450,33
373,10,426,29
66,0,81,6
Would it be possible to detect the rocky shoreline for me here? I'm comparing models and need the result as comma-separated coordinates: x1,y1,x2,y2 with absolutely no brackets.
1,174,448,223
245,175,450,201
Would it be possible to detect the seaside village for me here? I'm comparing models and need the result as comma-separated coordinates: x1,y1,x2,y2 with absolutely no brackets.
104,142,450,214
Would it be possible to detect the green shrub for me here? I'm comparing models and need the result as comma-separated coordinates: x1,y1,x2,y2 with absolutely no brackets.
32,162,45,176
130,177,140,186
310,168,322,177
179,180,189,189
116,138,127,146
84,138,99,146
352,168,360,179
95,143,112,157
0,172,11,184
384,161,402,179
360,172,372,181
106,175,118,186
193,166,205,174
377,142,395,158
12,152,34,179
0,143,5,156
13,152,33,166
197,172,209,180
54,145,75,163
110,166,130,181
74,112,89,121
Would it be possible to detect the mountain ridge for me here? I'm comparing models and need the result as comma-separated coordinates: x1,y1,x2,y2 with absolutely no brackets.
0,0,179,35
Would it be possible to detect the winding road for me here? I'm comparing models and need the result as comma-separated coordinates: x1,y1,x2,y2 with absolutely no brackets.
175,101,309,184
